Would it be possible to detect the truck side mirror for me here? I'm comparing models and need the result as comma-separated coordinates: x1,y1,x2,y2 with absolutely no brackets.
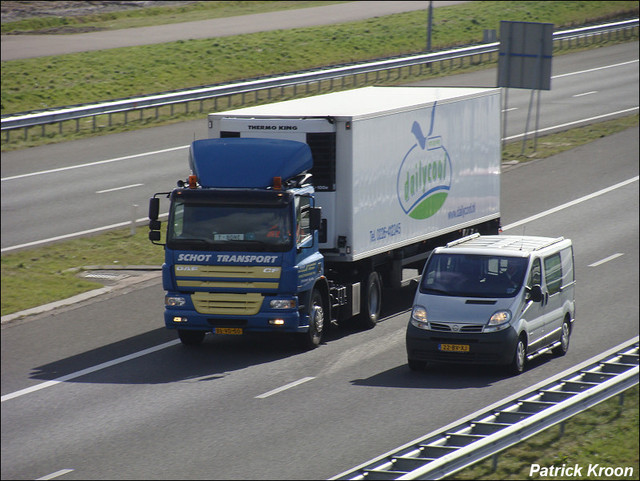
149,197,160,221
527,284,543,302
149,231,161,242
310,207,322,232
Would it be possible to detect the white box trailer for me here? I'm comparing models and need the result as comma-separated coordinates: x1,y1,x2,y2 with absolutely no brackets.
208,86,501,266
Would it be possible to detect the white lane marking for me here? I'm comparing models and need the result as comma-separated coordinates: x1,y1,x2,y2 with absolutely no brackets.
572,90,597,97
96,183,143,194
551,59,638,79
503,106,639,141
502,176,638,231
4,107,637,253
255,377,315,399
0,145,188,182
2,178,638,402
0,340,180,403
502,107,518,112
2,61,637,184
0,212,168,254
589,253,624,267
36,469,74,480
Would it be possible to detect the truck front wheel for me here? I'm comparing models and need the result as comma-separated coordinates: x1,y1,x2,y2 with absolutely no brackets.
297,289,325,350
178,329,206,346
359,271,382,329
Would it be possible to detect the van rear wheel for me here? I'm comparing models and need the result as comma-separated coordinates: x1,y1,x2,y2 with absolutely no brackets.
553,321,571,356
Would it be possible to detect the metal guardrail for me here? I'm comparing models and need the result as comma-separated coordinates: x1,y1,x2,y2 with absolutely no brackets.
1,19,638,142
331,336,639,480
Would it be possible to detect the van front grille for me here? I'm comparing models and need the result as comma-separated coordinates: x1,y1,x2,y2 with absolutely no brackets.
429,322,484,333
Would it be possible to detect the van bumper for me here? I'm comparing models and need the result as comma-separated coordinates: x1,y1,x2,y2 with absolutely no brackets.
405,323,519,366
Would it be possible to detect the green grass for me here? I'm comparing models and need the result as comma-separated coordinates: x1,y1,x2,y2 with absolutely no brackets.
1,114,637,318
2,1,637,115
1,228,164,317
1,1,637,152
0,2,345,35
448,385,639,480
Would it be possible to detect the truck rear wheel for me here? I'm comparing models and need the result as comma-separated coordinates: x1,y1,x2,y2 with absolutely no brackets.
358,271,382,329
178,329,206,346
297,289,325,350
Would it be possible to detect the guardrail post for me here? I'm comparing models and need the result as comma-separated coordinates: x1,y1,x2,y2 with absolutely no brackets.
131,204,138,236
492,453,499,472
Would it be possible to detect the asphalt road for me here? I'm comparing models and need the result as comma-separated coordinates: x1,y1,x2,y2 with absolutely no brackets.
1,127,637,479
0,1,466,60
2,42,638,251
1,6,638,479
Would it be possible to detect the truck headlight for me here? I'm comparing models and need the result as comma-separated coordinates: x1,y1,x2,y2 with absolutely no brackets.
270,299,296,309
410,306,429,330
166,296,186,307
484,310,512,332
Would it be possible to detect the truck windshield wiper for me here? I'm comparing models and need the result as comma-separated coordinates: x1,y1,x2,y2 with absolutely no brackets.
175,238,210,246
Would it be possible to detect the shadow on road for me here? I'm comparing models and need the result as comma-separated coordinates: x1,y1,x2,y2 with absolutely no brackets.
28,283,418,385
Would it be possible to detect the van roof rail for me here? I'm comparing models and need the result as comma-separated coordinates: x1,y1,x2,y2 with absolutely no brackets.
446,232,481,247
533,236,565,251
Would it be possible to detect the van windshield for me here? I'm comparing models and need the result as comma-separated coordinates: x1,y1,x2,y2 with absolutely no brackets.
420,253,528,298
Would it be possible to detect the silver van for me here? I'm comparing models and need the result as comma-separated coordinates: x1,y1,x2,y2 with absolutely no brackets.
406,234,575,374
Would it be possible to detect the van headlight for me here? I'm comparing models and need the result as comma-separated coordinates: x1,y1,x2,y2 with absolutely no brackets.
410,306,429,330
484,310,512,332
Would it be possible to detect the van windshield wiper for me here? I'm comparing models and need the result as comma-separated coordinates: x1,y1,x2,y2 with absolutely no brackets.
420,287,453,295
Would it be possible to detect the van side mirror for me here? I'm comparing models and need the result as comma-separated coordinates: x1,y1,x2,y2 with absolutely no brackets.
527,284,543,302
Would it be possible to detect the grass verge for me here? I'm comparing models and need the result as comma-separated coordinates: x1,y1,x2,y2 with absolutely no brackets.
1,113,637,318
448,385,639,480
3,1,636,115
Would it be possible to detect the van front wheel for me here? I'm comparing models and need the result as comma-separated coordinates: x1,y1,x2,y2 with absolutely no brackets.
509,337,526,375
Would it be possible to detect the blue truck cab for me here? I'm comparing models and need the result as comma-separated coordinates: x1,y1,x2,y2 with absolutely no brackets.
149,138,326,348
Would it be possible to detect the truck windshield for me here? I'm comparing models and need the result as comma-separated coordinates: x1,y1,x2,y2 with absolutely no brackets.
167,200,293,252
420,253,528,298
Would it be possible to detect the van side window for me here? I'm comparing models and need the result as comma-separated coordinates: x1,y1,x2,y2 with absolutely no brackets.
528,258,541,287
544,253,563,295
560,246,575,287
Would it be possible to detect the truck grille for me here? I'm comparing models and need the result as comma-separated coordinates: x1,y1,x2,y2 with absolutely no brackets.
175,265,280,290
192,292,264,315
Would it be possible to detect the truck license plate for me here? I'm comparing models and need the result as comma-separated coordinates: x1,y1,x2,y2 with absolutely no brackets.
439,343,470,352
215,327,243,335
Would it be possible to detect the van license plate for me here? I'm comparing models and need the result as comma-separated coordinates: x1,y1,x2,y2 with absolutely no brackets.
215,327,243,335
439,343,470,352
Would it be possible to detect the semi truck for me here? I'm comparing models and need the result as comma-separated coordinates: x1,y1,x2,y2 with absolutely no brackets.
149,86,502,348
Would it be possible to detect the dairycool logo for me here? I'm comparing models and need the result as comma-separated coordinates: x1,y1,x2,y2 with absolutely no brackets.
396,103,452,219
